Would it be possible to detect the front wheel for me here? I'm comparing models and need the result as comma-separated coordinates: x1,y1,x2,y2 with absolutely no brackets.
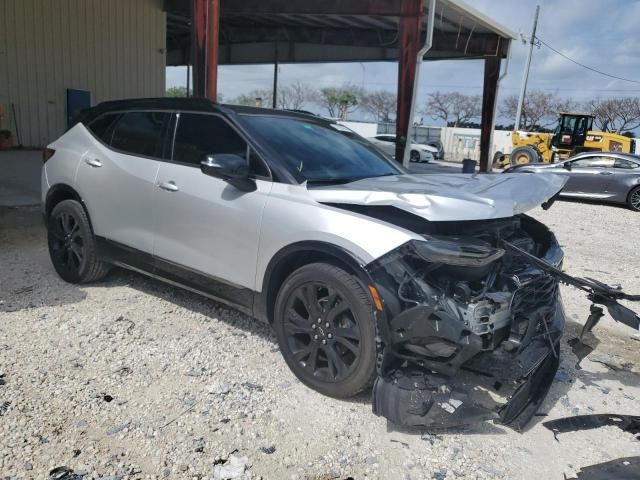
273,263,377,398
509,146,539,166
410,150,420,163
628,186,640,212
48,200,111,283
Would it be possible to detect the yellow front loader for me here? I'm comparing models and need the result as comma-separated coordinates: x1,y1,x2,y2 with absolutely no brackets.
495,113,637,167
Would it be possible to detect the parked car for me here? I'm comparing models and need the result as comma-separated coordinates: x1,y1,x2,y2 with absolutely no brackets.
504,151,640,211
42,98,639,429
425,139,445,160
367,134,436,162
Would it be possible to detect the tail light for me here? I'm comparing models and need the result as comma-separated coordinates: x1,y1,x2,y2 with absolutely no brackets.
43,148,56,163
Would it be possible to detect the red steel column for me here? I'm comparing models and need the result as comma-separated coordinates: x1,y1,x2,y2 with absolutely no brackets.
395,0,424,162
479,56,501,172
192,0,219,100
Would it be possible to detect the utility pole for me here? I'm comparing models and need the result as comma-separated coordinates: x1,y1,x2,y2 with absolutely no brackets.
515,5,539,130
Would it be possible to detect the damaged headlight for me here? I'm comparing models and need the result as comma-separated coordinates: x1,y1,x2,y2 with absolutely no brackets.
413,237,505,267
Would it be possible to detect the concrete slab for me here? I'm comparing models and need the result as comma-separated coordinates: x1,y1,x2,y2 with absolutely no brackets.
0,149,42,207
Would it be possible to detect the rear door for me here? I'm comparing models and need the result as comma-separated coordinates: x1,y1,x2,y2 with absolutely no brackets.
76,111,169,257
152,112,272,306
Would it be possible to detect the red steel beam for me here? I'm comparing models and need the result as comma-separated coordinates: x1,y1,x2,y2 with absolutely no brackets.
479,55,501,172
395,0,424,162
192,0,220,100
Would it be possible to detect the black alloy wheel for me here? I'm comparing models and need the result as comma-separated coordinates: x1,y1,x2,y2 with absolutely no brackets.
274,263,377,398
628,186,640,212
50,210,85,274
410,150,420,162
283,282,361,383
48,200,111,283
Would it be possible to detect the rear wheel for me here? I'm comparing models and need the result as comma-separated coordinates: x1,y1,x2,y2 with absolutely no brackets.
48,200,111,283
273,263,377,398
628,186,640,212
510,146,539,166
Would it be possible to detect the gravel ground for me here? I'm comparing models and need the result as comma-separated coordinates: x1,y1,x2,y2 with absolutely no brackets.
1,200,639,480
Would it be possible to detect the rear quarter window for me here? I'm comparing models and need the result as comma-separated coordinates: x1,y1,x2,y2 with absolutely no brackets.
87,113,121,144
110,111,169,158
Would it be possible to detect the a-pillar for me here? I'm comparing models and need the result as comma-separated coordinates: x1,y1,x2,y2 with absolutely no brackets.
192,0,220,100
395,0,424,162
479,56,501,172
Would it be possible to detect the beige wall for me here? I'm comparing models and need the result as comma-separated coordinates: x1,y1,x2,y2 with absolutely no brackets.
0,0,166,147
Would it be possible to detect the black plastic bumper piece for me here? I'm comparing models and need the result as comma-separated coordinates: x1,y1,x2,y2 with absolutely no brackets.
372,306,564,431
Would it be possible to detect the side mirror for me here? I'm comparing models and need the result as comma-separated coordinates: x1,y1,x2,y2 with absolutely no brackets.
200,154,256,192
563,162,572,171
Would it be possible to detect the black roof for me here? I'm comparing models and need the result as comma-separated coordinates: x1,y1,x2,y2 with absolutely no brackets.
74,97,329,126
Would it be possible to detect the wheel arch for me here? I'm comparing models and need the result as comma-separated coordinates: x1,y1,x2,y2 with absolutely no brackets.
45,184,83,218
255,241,374,324
45,184,96,232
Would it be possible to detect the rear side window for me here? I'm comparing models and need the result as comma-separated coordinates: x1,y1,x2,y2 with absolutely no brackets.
110,111,169,158
614,158,640,169
87,113,121,143
172,113,269,176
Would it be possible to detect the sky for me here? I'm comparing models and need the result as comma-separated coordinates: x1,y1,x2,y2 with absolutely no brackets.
165,0,640,125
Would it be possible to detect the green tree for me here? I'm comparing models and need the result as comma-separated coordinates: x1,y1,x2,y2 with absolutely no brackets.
315,85,362,120
166,86,188,97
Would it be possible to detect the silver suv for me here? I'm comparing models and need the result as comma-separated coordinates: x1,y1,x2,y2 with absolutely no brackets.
42,98,639,430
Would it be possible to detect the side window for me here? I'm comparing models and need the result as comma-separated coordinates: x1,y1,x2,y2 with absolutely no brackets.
87,113,121,144
614,159,640,169
173,113,269,176
110,111,169,158
572,157,614,168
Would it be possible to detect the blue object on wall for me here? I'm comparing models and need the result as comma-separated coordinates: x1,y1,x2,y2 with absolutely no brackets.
66,89,91,128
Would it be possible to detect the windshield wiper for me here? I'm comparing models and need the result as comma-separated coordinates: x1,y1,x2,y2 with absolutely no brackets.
306,177,361,186
306,173,397,186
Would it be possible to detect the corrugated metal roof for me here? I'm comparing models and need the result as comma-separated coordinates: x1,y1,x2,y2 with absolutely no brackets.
165,0,514,66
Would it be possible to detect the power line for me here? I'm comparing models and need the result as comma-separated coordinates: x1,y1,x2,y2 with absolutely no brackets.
536,36,640,85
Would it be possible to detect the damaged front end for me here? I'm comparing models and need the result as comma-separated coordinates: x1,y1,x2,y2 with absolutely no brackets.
366,214,638,430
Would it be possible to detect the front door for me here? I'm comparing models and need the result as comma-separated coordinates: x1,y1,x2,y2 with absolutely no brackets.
563,155,615,196
152,112,272,308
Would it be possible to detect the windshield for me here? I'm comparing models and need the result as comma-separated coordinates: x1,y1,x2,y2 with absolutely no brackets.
239,115,402,183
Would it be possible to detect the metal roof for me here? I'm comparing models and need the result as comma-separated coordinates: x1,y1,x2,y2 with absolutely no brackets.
165,0,515,66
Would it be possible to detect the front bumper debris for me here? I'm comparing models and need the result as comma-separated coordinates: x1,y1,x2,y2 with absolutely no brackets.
372,303,564,430
365,214,639,430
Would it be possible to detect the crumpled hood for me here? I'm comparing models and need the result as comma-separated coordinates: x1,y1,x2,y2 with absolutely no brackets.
308,173,567,221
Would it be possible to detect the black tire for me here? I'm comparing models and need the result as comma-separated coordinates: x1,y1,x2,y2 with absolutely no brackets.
628,186,640,212
410,150,420,163
509,146,539,166
48,199,111,283
273,263,377,398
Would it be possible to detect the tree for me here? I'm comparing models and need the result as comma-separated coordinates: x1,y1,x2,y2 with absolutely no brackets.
500,90,577,131
424,91,481,127
277,81,313,110
230,89,272,107
361,90,397,122
166,86,188,97
585,97,640,133
315,85,363,120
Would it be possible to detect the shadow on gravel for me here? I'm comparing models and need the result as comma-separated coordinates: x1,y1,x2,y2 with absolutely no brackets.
558,197,632,211
0,206,88,313
105,268,276,344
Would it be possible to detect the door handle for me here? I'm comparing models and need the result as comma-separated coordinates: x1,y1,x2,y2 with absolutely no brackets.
84,158,102,168
158,181,179,192
599,171,613,175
